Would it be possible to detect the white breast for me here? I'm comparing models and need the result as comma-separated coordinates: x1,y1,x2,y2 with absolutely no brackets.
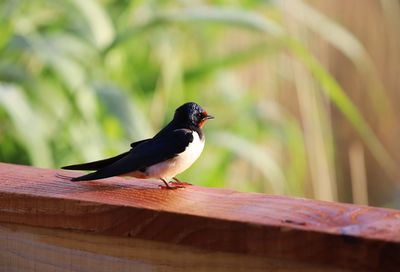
145,132,205,180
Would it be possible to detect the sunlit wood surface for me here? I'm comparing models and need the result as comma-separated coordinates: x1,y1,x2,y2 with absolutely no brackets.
0,163,399,271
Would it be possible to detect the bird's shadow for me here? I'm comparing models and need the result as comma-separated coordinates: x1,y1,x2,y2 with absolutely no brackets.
8,173,165,199
55,174,162,193
50,173,184,206
53,173,186,193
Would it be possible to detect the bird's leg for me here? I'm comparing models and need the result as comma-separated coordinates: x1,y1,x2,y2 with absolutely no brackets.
169,177,192,186
159,178,185,189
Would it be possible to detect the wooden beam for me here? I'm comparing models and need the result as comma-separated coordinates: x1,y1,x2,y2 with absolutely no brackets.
0,162,399,270
0,223,345,271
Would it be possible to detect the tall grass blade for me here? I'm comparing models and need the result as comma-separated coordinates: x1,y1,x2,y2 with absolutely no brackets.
287,39,397,177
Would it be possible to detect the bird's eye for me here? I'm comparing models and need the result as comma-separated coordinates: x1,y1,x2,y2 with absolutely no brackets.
197,112,203,118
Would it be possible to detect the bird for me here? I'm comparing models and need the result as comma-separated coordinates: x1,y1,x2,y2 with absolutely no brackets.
58,102,214,189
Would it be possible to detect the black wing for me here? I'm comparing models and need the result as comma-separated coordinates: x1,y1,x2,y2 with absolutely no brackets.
71,129,193,181
130,139,150,148
61,139,150,171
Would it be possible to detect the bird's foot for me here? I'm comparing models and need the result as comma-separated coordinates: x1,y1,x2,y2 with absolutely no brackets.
168,181,192,186
170,177,192,186
158,184,185,190
159,178,185,190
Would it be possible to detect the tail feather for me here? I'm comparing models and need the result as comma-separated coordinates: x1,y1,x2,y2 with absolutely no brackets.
70,165,126,182
61,152,129,171
70,172,103,182
55,172,103,182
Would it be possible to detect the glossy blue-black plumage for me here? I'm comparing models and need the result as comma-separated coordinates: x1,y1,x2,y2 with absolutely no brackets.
69,129,193,181
61,139,149,171
61,102,208,182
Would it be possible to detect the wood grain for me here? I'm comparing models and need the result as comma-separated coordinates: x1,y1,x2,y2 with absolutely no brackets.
1,162,400,270
0,223,346,272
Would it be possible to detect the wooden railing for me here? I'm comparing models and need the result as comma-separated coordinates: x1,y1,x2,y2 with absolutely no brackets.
0,162,399,271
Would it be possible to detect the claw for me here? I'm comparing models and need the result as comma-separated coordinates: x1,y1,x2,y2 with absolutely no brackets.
170,177,192,186
168,181,192,186
158,184,185,190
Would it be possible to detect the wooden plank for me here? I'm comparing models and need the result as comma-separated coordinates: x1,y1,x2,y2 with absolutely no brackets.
0,223,346,272
0,162,400,270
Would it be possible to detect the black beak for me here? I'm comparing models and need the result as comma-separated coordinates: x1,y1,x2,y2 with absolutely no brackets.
205,114,214,120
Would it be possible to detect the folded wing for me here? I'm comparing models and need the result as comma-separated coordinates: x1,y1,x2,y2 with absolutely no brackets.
61,139,151,171
70,129,193,181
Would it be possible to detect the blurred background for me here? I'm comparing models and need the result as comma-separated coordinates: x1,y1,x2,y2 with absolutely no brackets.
1,0,400,208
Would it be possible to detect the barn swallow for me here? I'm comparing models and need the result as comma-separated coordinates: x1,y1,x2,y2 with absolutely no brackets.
59,102,214,189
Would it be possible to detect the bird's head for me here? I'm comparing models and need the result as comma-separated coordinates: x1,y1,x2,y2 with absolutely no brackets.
174,102,214,128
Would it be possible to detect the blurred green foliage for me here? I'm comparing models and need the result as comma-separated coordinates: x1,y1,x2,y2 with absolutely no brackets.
0,0,396,204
